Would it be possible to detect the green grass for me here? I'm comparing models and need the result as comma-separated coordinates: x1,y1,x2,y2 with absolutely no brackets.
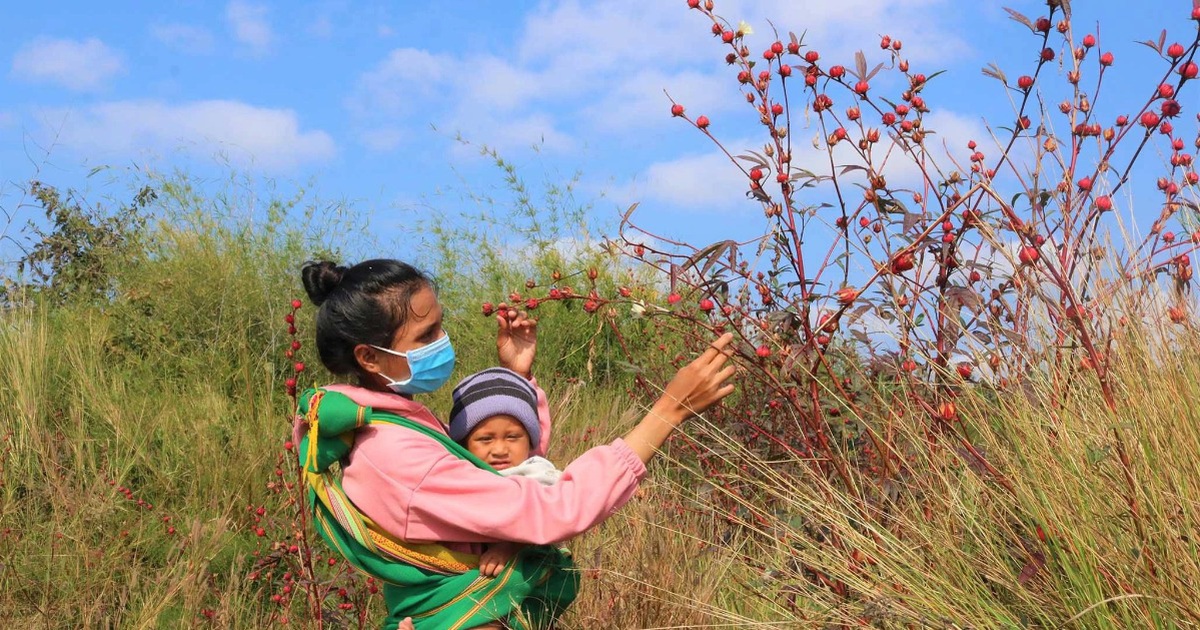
7,175,1200,628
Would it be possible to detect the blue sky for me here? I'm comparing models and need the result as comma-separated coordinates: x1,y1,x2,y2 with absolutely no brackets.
1,0,1196,262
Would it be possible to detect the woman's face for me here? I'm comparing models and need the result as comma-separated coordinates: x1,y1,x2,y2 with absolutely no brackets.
363,284,445,385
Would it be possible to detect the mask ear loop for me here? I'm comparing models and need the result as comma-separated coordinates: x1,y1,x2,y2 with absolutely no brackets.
370,345,415,389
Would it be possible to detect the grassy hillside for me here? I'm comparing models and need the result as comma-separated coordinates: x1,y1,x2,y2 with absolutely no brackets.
3,176,1200,628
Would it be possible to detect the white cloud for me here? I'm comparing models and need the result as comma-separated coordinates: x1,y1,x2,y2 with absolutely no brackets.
11,37,124,92
350,48,454,117
359,126,405,152
346,0,969,160
617,102,992,215
308,15,334,39
226,1,274,55
582,68,735,133
462,57,544,112
614,147,751,212
470,113,574,154
149,23,216,54
43,100,335,172
736,0,971,66
351,48,579,156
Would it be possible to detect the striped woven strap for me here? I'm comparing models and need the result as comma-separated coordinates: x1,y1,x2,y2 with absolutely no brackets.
309,472,477,574
302,389,480,575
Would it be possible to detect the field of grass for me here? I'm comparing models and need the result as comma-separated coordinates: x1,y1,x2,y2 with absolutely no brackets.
4,176,1200,628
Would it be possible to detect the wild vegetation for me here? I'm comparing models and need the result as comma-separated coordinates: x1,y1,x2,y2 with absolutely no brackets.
5,1,1200,628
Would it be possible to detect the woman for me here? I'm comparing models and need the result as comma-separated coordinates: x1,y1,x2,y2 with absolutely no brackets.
296,258,735,629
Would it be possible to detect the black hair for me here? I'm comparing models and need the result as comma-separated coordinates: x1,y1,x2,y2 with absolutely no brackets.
300,259,435,376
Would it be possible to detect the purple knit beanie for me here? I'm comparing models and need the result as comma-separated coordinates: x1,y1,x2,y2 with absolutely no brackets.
448,367,540,447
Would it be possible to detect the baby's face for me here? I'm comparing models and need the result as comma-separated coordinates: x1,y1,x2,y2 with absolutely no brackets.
464,415,530,471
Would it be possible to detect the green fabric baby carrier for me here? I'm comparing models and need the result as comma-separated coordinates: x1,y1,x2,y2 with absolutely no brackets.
298,388,579,629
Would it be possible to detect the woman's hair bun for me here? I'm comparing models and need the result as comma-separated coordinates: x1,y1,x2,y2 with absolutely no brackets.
301,260,347,306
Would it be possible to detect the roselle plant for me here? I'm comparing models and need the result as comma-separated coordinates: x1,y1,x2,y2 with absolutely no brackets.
484,0,1200,622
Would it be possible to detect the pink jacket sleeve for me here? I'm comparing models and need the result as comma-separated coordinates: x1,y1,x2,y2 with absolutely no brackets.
341,424,646,545
532,377,551,457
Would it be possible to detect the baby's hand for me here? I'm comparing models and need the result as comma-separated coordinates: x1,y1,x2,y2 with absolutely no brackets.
479,542,523,577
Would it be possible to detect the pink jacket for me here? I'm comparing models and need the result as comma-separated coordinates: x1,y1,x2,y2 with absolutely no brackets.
297,380,647,551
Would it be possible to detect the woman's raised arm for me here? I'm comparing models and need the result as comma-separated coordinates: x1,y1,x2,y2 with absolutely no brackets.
622,332,736,464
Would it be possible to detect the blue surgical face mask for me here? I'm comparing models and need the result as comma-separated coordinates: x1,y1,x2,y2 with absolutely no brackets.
372,333,456,395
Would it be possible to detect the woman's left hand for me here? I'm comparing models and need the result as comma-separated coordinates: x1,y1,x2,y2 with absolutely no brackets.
496,304,537,379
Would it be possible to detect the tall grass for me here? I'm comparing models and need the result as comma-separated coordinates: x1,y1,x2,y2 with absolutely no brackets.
0,174,755,628
677,314,1200,627
7,169,1200,628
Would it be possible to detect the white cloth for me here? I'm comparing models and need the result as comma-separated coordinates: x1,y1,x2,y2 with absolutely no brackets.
497,456,562,486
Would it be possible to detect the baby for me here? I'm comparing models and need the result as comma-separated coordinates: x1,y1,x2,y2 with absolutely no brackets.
448,367,563,577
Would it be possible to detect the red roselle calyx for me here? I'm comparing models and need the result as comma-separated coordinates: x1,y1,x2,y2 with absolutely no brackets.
890,252,916,273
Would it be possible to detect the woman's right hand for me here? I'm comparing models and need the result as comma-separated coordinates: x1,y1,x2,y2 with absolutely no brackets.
651,332,737,424
623,332,737,464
